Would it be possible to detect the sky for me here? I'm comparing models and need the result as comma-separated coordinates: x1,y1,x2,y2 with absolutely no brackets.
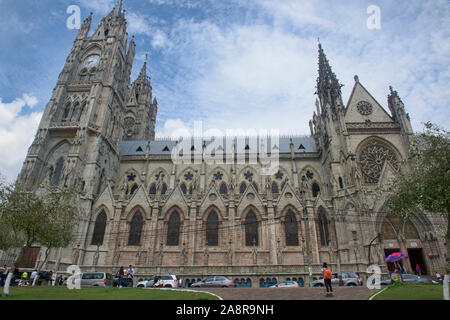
0,0,449,182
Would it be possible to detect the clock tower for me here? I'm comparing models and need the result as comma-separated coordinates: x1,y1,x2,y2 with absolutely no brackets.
17,1,135,260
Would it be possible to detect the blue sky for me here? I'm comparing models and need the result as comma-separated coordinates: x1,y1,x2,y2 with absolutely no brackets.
0,0,449,182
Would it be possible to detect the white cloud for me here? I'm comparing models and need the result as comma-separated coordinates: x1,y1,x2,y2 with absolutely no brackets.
151,0,450,136
156,118,192,139
0,94,42,183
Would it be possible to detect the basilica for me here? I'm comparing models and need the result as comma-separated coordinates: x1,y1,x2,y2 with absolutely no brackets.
7,2,447,285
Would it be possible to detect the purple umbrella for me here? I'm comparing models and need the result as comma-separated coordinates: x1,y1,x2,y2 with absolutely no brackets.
385,252,408,262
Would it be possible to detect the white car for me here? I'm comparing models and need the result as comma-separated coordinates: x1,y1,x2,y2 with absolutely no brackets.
136,279,152,288
269,281,301,288
143,274,180,288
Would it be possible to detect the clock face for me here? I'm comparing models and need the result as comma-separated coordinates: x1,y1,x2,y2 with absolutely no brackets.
84,55,100,68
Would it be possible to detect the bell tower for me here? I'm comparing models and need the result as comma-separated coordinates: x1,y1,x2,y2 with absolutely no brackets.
17,1,135,202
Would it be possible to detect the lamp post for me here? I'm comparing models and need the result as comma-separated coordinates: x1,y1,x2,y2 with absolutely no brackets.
299,176,312,286
368,233,382,266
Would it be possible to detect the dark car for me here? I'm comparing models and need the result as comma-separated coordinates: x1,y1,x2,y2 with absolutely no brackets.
191,276,236,288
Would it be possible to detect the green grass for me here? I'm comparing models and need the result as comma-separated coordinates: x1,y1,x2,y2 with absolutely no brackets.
0,286,219,300
373,282,444,300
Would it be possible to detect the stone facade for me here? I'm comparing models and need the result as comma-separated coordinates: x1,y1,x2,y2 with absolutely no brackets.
5,2,447,286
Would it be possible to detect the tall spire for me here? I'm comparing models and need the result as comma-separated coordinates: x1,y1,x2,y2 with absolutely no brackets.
315,42,343,110
115,0,123,17
137,53,149,81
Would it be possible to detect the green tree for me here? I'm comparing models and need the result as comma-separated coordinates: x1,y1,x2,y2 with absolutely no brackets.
386,122,450,274
0,179,80,285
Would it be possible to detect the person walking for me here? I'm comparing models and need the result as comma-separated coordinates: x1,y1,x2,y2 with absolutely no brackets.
117,266,124,288
322,262,333,297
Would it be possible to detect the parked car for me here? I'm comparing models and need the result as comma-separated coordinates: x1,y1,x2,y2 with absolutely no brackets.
81,272,113,287
312,272,362,287
268,281,301,288
190,276,236,288
63,272,113,287
144,274,180,288
136,278,152,288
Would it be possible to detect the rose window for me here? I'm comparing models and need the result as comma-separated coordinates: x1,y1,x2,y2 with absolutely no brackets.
359,140,399,184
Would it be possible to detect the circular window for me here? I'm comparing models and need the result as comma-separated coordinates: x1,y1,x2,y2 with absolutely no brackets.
359,140,399,184
356,101,373,116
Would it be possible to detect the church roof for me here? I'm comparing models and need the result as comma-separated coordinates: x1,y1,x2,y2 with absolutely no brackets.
120,136,317,156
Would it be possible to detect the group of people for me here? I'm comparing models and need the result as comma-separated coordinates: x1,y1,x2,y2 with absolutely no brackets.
116,264,135,288
1,265,38,287
0,265,62,287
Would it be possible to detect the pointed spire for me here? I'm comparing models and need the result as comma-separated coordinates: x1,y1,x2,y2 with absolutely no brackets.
77,12,93,39
315,42,343,109
137,54,149,81
115,0,123,17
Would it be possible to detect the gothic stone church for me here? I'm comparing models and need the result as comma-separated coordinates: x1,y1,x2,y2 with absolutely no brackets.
11,3,447,285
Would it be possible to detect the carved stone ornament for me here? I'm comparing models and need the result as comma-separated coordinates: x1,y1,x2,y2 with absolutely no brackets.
356,101,373,116
359,140,399,184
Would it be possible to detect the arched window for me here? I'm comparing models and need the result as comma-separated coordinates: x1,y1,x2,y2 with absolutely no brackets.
245,210,258,246
219,183,228,195
339,177,344,189
128,211,143,246
149,183,156,195
91,211,107,246
285,210,299,246
70,102,81,122
272,182,279,194
180,183,187,195
318,207,330,247
52,157,64,185
167,212,181,246
240,182,247,194
62,103,71,121
312,182,320,198
129,184,138,195
161,183,168,195
206,210,219,246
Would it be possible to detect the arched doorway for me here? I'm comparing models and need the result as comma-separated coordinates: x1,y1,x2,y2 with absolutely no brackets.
379,210,430,274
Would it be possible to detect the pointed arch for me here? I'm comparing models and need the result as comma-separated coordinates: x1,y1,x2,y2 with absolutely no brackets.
244,209,259,246
219,182,228,195
317,206,330,247
284,209,299,246
128,210,143,246
149,183,157,195
312,182,321,198
160,183,168,195
70,101,81,122
205,210,219,246
91,211,107,246
167,211,181,246
52,157,65,185
62,103,71,121
239,182,247,194
180,183,187,195
272,182,279,194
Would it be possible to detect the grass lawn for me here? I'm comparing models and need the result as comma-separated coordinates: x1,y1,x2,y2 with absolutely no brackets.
373,283,444,300
0,286,219,300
